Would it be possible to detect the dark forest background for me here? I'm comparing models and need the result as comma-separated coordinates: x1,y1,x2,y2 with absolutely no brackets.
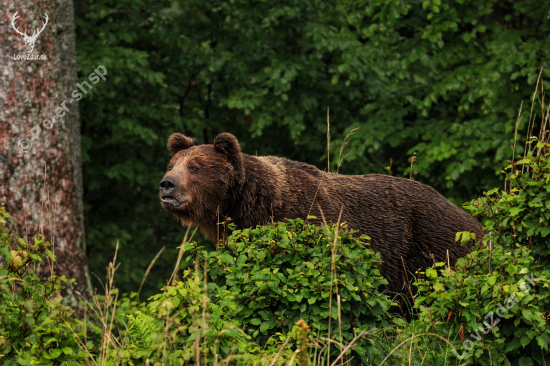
74,0,550,297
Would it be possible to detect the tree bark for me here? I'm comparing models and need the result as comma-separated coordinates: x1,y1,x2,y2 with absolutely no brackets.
0,0,91,309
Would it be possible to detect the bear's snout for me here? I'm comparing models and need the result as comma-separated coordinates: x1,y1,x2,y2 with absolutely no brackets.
159,177,186,207
159,177,177,194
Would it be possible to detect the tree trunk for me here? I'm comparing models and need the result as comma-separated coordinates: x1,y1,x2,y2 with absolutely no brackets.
0,0,91,309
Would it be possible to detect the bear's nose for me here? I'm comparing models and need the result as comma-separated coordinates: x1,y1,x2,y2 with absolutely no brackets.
159,177,177,194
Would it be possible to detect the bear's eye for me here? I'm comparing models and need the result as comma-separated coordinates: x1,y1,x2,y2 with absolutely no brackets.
190,166,199,173
167,164,173,171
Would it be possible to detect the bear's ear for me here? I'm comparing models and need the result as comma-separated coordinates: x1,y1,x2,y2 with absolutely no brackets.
214,133,245,185
167,133,195,155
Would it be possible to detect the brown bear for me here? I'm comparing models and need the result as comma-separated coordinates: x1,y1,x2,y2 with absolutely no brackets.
159,132,484,298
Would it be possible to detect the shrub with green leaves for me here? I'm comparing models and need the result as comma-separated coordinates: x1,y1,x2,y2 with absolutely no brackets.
107,269,256,365
0,204,87,365
410,239,549,365
470,139,550,263
205,218,393,359
406,141,550,365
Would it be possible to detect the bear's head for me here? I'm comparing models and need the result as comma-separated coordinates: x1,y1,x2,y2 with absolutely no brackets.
159,133,245,224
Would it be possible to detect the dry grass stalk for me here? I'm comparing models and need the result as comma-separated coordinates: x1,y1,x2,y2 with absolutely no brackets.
537,84,546,143
169,225,195,285
401,256,415,307
288,349,301,366
512,101,523,165
408,331,414,366
269,332,293,366
318,205,344,366
337,294,343,366
137,245,165,302
203,255,208,366
306,174,325,219
328,327,376,366
409,152,417,180
327,107,330,173
523,68,544,173
74,241,124,365
336,128,359,174
537,85,550,157
379,333,459,366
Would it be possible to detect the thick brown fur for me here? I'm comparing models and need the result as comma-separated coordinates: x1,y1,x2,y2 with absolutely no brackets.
160,132,484,297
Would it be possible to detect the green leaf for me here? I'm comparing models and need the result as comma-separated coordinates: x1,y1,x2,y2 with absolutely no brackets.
258,310,272,321
260,321,270,333
425,268,437,278
536,335,548,350
392,318,408,327
237,255,247,266
509,207,524,217
521,335,532,347
353,345,365,356
518,357,534,366
86,341,94,350
43,349,62,359
181,243,194,251
250,318,262,325
220,253,234,264
540,226,550,237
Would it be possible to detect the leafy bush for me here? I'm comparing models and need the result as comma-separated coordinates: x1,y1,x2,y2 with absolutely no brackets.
122,270,252,364
80,243,260,365
1,204,388,365
0,204,87,365
406,141,550,365
204,218,393,360
88,267,305,366
474,139,550,263
410,238,549,364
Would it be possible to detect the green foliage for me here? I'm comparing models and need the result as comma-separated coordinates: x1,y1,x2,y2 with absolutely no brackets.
469,139,550,262
84,280,309,365
336,0,550,198
411,242,549,364
407,141,550,365
96,270,261,364
83,220,391,365
77,0,550,295
149,271,251,362
204,218,392,360
0,205,87,365
126,311,163,356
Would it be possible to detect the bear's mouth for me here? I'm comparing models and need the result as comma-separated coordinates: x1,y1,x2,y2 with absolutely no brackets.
161,196,187,207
